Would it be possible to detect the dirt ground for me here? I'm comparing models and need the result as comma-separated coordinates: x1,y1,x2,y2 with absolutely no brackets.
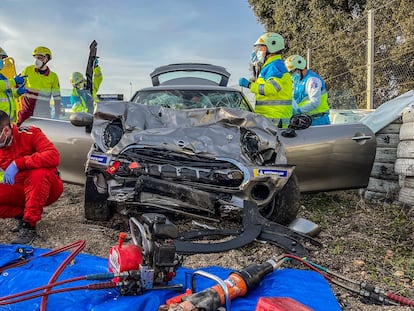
0,183,413,311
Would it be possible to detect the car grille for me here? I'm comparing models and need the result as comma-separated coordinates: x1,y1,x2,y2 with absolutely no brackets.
115,148,244,187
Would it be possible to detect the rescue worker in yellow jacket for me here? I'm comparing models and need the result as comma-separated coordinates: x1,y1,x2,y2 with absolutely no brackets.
239,32,293,128
70,58,103,113
0,47,27,123
18,46,65,126
285,55,330,126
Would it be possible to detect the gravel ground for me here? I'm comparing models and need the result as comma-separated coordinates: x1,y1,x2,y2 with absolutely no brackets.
0,184,413,310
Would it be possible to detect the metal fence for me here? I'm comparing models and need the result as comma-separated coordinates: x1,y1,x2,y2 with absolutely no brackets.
308,0,414,109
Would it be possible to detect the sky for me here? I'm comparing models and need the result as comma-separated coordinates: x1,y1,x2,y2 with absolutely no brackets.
1,0,264,99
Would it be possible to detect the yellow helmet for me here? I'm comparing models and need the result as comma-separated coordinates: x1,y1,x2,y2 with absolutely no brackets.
70,72,86,86
285,55,307,72
254,32,285,53
0,46,8,59
32,46,52,60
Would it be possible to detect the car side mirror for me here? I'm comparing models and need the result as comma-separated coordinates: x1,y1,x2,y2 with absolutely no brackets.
281,114,312,138
289,114,312,130
70,112,93,133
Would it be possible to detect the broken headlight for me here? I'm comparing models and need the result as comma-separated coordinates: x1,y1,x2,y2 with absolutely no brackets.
103,120,124,149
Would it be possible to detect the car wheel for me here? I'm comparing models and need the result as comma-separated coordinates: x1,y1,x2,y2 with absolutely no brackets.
84,174,111,221
259,174,300,225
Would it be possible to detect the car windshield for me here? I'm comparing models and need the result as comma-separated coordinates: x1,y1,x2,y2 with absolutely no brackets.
131,90,252,111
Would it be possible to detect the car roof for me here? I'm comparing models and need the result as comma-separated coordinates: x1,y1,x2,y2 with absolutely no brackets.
150,63,231,87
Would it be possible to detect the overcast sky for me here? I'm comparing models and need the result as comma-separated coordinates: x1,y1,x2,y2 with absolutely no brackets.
1,0,264,99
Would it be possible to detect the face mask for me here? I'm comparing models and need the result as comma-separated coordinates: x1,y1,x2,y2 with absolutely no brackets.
256,50,266,64
0,127,11,148
250,46,267,65
250,51,258,64
34,59,44,69
0,59,4,71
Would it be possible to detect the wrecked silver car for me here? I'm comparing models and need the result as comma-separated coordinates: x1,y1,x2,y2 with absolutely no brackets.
79,102,302,225
22,62,376,226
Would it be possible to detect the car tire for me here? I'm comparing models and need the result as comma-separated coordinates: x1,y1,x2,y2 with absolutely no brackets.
399,122,414,141
260,174,300,225
374,147,397,163
402,108,414,123
398,187,414,205
364,189,389,201
377,121,402,134
403,176,414,188
376,133,400,148
397,140,414,158
84,174,111,221
395,158,414,176
370,162,398,180
366,177,400,194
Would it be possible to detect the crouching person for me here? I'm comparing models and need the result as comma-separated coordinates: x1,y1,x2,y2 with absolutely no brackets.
0,110,63,244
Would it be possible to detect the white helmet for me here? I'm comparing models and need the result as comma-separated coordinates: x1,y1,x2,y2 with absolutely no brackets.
285,55,307,72
254,32,285,53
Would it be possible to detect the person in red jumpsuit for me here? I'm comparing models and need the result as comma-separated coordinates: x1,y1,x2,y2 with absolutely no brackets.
0,110,63,244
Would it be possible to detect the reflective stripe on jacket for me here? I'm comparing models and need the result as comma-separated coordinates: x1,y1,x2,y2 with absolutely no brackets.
0,74,17,121
21,65,61,102
249,55,292,127
295,70,329,116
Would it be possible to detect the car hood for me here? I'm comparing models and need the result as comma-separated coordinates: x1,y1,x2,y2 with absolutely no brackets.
91,101,287,165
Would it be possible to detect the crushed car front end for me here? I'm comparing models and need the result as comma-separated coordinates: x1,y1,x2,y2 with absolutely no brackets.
84,102,298,224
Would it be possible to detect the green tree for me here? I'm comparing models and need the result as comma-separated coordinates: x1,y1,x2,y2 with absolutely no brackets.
247,0,414,108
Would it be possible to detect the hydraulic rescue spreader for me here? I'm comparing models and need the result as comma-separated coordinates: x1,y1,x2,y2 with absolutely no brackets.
159,259,278,311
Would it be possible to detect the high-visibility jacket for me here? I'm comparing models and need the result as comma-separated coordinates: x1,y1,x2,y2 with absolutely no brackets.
71,88,93,113
71,66,103,113
92,65,103,103
249,55,293,127
18,65,62,124
21,65,61,105
294,69,329,116
0,74,18,122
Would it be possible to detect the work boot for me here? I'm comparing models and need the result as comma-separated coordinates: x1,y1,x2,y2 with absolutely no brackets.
10,217,24,233
11,222,36,245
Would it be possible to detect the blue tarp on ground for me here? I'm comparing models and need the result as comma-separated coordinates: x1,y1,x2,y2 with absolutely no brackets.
0,245,342,311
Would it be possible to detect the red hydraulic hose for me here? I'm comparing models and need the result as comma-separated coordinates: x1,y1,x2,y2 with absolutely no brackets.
0,271,121,304
40,239,86,311
282,254,414,307
0,240,89,274
0,276,85,302
0,282,117,305
386,292,414,307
